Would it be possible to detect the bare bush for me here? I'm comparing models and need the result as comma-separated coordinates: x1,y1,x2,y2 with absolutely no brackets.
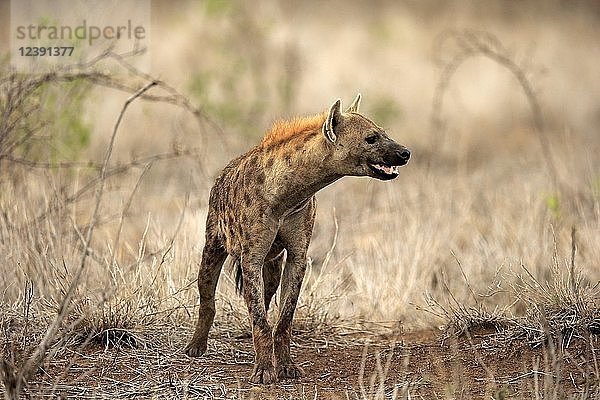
0,53,208,398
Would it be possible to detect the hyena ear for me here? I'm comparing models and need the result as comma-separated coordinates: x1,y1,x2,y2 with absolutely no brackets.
323,99,342,143
345,93,361,113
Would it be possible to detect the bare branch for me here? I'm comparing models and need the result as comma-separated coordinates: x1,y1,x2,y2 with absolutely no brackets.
14,81,157,395
430,30,559,187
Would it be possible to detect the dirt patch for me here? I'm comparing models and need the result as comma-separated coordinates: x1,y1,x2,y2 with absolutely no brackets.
17,327,600,399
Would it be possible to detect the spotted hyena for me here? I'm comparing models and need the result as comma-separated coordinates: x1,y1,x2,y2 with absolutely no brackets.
185,94,410,383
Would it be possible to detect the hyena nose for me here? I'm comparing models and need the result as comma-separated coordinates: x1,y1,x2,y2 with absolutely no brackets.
399,148,411,161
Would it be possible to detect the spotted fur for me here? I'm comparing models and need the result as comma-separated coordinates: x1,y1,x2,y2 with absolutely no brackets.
185,95,411,384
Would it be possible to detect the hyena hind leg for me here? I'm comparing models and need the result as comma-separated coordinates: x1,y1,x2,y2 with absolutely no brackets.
185,235,227,357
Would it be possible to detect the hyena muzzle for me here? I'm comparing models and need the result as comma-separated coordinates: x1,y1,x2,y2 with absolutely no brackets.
185,94,410,384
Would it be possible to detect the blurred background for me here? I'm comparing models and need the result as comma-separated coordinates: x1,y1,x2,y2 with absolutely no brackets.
0,0,588,160
156,1,599,139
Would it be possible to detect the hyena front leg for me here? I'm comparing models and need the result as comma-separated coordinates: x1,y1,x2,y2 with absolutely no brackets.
272,249,307,379
241,225,279,384
273,199,316,380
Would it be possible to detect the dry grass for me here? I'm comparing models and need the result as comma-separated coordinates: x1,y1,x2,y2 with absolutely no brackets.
1,1,600,398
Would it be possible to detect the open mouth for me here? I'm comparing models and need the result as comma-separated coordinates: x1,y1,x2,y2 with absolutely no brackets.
368,162,405,180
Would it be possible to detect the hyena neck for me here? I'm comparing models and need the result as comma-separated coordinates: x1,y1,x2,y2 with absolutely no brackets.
268,133,340,217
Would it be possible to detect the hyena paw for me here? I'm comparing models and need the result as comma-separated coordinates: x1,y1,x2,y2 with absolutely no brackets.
184,341,207,358
276,363,304,380
249,363,277,384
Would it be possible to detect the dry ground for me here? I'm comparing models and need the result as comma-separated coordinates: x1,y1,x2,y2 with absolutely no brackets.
15,326,600,399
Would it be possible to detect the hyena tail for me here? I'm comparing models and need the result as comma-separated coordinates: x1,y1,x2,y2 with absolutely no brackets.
233,258,243,294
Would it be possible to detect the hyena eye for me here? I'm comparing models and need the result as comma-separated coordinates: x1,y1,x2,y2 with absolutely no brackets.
365,134,378,144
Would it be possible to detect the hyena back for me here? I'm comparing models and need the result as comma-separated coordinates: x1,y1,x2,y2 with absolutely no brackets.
185,94,410,384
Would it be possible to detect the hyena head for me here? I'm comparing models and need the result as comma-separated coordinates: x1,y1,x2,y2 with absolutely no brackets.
322,94,410,180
